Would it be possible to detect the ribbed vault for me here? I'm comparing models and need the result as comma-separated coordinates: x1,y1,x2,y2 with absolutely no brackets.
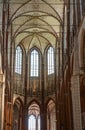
7,0,64,52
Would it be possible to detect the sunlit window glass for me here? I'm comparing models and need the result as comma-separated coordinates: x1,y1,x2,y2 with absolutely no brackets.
47,47,54,75
15,46,22,74
38,116,40,130
30,49,39,77
28,115,36,130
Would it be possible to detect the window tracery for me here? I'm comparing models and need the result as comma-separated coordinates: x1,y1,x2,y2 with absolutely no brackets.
28,115,36,130
47,46,54,75
30,49,39,77
28,103,40,130
15,46,22,74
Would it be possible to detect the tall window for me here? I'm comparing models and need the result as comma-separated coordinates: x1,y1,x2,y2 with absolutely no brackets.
30,49,39,77
28,115,36,130
15,46,22,74
28,103,40,130
47,47,54,75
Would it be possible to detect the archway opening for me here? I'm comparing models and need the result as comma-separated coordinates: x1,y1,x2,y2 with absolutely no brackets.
47,100,56,130
28,102,40,130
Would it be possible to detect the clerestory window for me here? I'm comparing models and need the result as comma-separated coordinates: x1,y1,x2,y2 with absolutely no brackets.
30,49,39,77
15,46,22,74
47,47,54,75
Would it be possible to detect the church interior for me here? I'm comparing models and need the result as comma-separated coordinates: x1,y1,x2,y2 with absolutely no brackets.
0,0,85,130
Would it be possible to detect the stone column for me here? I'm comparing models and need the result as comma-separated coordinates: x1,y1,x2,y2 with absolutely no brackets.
0,73,5,130
0,31,5,128
71,75,82,130
0,30,5,130
40,108,47,130
22,107,28,130
41,56,47,130
22,54,28,130
70,13,82,128
36,117,38,130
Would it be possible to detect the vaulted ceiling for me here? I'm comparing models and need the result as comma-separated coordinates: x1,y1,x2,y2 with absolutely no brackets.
8,0,64,53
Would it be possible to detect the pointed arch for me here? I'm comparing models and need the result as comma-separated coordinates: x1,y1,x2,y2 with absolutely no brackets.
13,98,23,130
47,99,56,130
15,45,23,74
28,101,40,130
28,115,36,130
30,48,40,77
47,46,54,75
8,0,63,28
